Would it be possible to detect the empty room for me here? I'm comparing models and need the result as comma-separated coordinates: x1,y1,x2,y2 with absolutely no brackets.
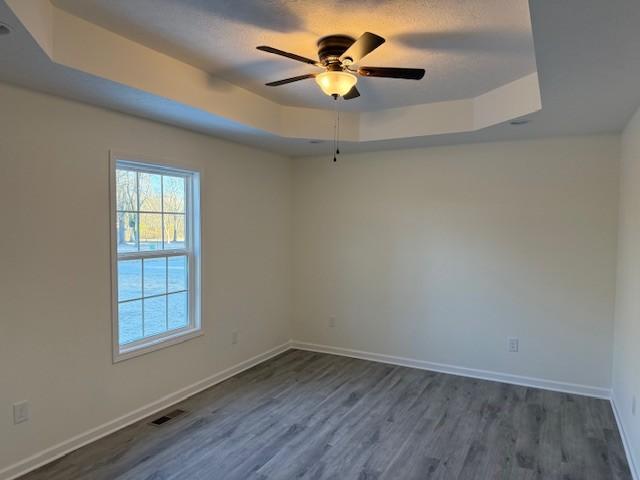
1,0,639,479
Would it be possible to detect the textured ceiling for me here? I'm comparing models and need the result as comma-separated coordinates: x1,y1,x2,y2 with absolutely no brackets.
1,1,640,156
51,0,536,111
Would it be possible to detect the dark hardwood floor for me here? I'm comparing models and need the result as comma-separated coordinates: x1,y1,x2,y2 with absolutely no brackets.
21,349,632,480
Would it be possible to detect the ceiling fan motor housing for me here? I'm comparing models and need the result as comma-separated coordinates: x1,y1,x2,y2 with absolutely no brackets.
317,35,355,66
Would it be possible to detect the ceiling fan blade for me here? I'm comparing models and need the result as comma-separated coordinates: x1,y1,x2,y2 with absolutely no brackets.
343,85,360,100
358,67,425,80
257,46,320,66
340,32,385,63
265,74,316,87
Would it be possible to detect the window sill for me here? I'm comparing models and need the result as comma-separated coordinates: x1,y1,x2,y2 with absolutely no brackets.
113,328,203,363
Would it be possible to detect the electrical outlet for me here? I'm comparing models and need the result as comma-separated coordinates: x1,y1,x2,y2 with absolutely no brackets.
633,395,637,416
508,337,519,353
231,330,238,345
13,401,29,424
329,316,336,328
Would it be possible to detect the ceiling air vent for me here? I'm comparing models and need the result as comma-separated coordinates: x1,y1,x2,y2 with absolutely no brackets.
149,409,187,426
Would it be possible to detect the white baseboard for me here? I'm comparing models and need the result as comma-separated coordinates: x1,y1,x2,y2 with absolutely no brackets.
611,395,639,480
290,340,611,399
0,341,292,480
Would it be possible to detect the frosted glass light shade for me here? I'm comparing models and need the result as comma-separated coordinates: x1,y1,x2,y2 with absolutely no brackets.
315,71,358,97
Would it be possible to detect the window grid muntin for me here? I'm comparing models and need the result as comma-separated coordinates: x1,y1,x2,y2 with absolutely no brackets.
118,289,189,304
115,161,194,348
136,170,140,250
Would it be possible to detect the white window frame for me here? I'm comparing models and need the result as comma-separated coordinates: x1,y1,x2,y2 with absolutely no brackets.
110,152,202,362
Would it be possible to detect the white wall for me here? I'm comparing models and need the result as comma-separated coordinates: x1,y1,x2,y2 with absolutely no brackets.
292,136,620,392
0,84,292,472
0,81,630,477
613,105,640,476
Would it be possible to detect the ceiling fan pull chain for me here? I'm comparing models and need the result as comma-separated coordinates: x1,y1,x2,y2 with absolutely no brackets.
336,109,341,156
332,96,338,162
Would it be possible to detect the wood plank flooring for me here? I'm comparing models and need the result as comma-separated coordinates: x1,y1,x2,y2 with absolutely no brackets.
20,350,632,480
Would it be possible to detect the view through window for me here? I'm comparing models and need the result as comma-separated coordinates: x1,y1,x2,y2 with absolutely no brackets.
112,159,200,359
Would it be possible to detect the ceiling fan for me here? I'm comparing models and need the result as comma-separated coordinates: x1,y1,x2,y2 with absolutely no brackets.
256,32,425,100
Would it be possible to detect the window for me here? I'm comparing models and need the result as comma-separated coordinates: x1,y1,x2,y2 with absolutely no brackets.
110,155,201,361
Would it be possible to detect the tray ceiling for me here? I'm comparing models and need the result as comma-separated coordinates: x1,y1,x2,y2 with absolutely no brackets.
51,0,537,111
2,0,639,156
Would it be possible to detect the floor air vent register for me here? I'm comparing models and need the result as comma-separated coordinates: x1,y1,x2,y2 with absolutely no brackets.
149,409,187,426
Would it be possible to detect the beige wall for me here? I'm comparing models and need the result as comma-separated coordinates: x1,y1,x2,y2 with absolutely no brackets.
613,105,640,475
292,136,620,391
0,84,292,472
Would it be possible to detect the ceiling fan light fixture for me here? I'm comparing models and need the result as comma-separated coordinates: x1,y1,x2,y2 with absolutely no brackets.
315,71,357,97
